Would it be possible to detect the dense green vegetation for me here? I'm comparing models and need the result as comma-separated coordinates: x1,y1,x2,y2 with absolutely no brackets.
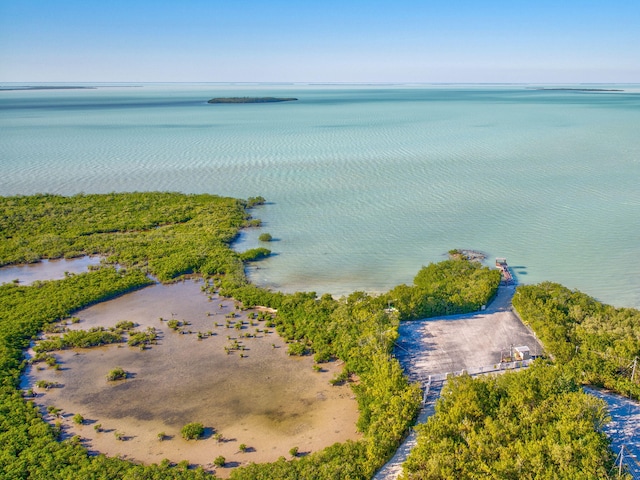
106,367,127,381
0,193,251,479
0,192,502,479
402,364,616,479
4,192,625,480
0,192,264,281
513,282,640,399
34,328,123,353
386,259,501,320
181,423,205,440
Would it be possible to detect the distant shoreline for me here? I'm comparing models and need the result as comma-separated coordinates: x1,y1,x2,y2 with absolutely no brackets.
0,86,97,91
531,87,624,92
0,85,143,91
207,97,298,104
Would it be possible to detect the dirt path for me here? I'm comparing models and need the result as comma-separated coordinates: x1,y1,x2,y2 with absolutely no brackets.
585,387,640,478
373,381,443,480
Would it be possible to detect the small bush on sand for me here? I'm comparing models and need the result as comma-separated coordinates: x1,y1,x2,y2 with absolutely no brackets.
181,422,204,440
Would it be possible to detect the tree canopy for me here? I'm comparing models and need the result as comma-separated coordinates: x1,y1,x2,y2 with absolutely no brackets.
513,282,640,399
0,192,262,282
387,259,501,320
402,364,616,479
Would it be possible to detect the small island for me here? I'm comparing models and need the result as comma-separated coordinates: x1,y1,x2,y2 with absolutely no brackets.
207,97,298,104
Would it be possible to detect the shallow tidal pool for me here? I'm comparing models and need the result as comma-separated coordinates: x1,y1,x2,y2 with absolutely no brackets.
23,279,359,474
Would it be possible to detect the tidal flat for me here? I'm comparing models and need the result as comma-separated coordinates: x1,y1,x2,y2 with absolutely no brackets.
24,279,359,474
0,256,102,285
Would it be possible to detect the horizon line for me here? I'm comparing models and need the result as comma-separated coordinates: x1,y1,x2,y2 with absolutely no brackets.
2,81,639,86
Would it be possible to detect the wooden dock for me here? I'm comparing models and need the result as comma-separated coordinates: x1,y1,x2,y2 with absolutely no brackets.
495,257,513,284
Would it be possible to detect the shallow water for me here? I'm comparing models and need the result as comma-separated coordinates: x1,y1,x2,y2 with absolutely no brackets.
2,84,639,307
23,280,358,467
0,256,102,285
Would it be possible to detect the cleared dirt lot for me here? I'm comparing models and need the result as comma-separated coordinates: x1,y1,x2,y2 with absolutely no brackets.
395,285,543,381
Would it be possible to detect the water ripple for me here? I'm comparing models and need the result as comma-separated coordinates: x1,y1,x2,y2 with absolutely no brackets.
2,85,640,307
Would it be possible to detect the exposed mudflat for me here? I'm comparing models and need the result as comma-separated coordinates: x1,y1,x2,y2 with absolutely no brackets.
23,279,359,476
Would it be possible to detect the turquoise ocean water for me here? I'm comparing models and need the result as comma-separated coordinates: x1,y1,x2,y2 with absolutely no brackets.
1,84,639,307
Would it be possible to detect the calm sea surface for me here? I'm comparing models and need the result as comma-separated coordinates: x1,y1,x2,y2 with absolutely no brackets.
2,84,639,307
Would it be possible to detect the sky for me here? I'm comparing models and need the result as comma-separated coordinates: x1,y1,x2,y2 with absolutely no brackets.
1,0,639,83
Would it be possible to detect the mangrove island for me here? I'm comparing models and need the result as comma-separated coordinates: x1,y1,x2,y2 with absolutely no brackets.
207,97,298,104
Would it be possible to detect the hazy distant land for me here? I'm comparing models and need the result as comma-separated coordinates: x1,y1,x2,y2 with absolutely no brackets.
0,86,97,91
207,97,298,104
532,87,624,92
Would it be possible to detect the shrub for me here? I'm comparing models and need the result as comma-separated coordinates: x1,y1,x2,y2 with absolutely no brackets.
246,196,265,207
106,367,127,381
35,328,123,352
114,320,135,331
258,233,273,242
167,319,182,330
287,342,307,356
213,456,226,467
73,413,84,425
239,247,270,261
36,380,56,389
127,327,157,347
47,405,61,417
181,422,204,440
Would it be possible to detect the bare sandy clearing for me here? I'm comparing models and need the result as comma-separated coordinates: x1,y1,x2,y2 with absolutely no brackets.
396,285,542,380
